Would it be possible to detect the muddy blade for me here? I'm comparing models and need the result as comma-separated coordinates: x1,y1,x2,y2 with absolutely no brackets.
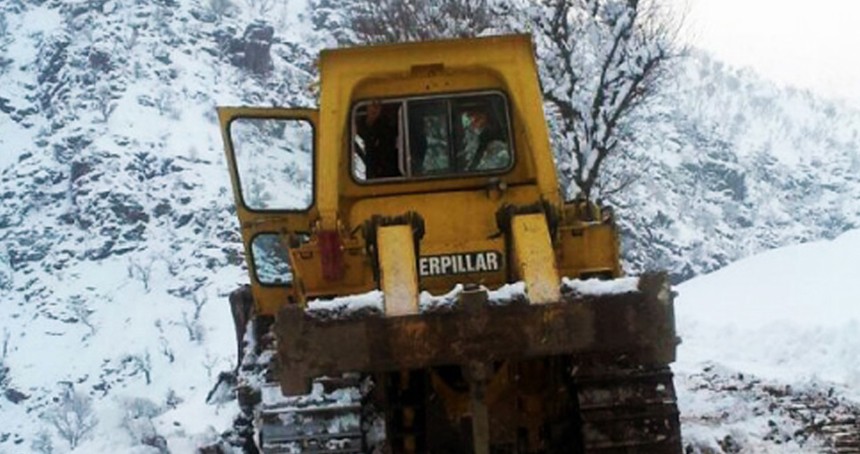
275,273,676,396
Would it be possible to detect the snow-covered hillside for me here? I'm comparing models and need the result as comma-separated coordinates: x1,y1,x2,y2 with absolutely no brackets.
0,0,316,452
618,51,860,282
676,229,860,452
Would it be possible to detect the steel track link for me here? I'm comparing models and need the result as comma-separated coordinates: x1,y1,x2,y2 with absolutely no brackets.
575,367,683,453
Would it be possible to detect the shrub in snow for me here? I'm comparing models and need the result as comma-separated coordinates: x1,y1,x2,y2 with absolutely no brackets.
165,388,183,409
44,386,98,449
31,430,54,454
120,397,168,452
68,295,97,338
124,352,153,385
0,359,8,391
206,0,237,22
0,330,10,389
181,291,209,343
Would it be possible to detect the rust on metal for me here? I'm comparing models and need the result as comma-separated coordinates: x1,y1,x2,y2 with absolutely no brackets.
276,272,676,396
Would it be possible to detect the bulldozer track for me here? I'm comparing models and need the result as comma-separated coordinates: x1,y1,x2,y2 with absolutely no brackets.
258,379,365,453
239,352,370,454
575,367,682,453
237,360,685,453
231,310,373,454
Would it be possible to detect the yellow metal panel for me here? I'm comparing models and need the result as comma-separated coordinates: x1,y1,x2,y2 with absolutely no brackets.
347,186,542,294
216,107,320,316
511,214,560,304
319,34,561,221
377,225,419,316
557,223,621,278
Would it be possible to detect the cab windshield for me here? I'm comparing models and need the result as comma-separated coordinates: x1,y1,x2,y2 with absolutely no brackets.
352,92,513,181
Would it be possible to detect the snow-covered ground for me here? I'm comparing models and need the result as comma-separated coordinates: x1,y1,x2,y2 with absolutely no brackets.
675,228,860,451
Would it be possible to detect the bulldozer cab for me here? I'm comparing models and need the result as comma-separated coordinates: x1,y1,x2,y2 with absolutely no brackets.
217,35,619,314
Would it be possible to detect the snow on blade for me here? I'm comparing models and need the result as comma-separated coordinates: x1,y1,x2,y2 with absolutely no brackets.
306,290,384,318
487,281,527,305
417,277,638,311
419,284,463,312
561,276,639,295
419,282,528,311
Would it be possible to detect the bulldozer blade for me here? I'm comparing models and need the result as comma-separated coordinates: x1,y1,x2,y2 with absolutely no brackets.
275,273,676,396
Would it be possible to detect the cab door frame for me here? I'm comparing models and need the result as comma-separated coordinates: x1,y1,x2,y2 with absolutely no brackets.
217,107,319,315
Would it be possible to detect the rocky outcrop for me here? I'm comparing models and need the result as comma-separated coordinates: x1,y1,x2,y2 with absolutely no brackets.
215,22,275,76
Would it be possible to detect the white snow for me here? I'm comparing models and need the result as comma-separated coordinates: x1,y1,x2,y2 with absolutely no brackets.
561,276,639,295
486,281,526,303
676,229,860,390
419,284,463,311
307,290,384,315
675,228,860,451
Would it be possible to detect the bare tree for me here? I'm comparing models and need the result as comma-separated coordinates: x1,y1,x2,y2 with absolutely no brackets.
0,329,9,389
120,397,167,452
126,352,153,385
181,292,208,343
243,0,275,19
207,0,237,21
45,386,98,449
310,0,507,45
527,0,679,201
127,257,154,292
68,295,97,338
202,352,221,379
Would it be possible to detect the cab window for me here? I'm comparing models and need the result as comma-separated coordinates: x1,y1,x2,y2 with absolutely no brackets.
230,117,314,211
352,92,513,181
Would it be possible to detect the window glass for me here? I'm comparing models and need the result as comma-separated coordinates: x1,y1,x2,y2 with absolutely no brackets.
230,117,313,210
251,234,292,285
451,95,512,172
409,100,451,175
352,93,512,181
352,101,404,180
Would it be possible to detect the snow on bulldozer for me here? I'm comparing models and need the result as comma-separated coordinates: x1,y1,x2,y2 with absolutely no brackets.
218,34,682,453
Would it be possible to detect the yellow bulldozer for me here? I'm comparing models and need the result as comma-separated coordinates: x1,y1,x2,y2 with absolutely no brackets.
218,34,681,453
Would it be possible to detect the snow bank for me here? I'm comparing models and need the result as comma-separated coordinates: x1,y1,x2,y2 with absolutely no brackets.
675,228,860,398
